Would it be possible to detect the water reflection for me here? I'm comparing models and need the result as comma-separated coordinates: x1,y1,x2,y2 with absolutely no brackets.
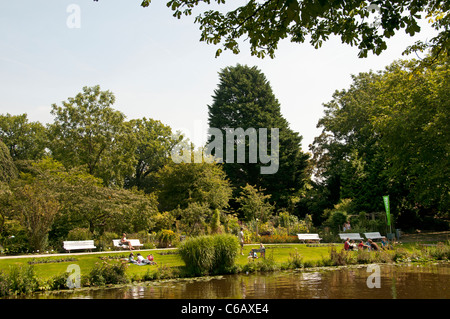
23,263,450,299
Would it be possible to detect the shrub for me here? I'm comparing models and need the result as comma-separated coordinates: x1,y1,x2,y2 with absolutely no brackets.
0,271,10,297
6,265,40,295
356,250,373,264
97,232,118,251
329,247,354,266
48,272,71,290
84,261,129,286
242,256,278,273
67,228,92,241
178,234,239,276
178,235,215,276
143,264,181,281
287,248,304,268
213,233,239,273
157,229,177,248
428,242,450,260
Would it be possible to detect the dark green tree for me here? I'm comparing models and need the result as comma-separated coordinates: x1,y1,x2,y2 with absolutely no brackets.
207,64,309,208
309,56,449,230
125,117,180,192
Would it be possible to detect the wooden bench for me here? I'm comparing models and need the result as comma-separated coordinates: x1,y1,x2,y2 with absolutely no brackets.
112,239,144,250
297,233,322,244
339,233,363,241
63,240,96,253
364,232,384,241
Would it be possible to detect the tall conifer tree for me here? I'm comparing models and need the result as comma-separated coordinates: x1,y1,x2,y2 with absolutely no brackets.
207,64,309,209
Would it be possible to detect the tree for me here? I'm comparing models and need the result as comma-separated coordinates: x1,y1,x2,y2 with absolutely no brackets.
0,113,47,161
371,57,449,212
154,160,233,212
236,184,274,222
207,64,309,208
48,85,136,187
310,56,449,229
125,117,180,192
9,181,60,252
173,202,212,236
15,157,159,239
0,140,17,183
138,0,449,60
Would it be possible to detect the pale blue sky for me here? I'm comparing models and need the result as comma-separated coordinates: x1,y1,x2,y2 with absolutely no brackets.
0,0,438,151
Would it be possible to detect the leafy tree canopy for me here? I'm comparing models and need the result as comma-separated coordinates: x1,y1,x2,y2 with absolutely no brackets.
0,113,48,161
47,85,137,187
309,55,449,227
135,0,449,60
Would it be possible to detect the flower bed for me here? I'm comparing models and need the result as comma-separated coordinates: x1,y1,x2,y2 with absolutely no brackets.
258,235,300,244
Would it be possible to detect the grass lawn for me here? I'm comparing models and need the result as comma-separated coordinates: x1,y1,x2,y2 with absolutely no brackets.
0,244,337,281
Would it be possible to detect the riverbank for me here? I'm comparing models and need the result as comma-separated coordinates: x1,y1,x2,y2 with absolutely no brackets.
1,238,449,298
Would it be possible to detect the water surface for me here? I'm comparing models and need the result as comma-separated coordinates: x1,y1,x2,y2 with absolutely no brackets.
24,262,450,299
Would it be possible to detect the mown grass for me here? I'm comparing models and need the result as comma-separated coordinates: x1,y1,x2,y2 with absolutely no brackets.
0,241,449,296
0,244,333,281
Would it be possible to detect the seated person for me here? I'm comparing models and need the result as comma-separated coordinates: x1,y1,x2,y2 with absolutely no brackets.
146,254,157,265
368,239,380,251
381,237,392,250
128,252,137,264
344,238,351,251
121,233,134,250
358,240,369,250
247,250,258,261
136,253,150,265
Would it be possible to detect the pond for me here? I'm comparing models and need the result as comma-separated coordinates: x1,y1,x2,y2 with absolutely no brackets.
29,262,450,299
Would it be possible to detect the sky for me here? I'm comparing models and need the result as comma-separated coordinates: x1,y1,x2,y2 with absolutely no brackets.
0,0,439,151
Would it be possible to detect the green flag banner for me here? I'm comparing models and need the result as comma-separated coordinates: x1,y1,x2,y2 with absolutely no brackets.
383,195,391,226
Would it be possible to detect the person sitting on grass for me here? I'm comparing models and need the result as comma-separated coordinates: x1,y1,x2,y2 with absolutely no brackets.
146,254,157,265
136,253,150,265
344,238,351,251
128,252,137,264
381,237,392,250
358,240,370,250
368,239,380,251
247,250,258,261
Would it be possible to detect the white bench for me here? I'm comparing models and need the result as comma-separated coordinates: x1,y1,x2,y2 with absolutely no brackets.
339,233,363,241
113,239,144,250
297,233,322,243
63,240,96,253
364,232,384,240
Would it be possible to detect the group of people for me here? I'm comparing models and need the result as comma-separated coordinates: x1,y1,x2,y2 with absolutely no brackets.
120,233,157,265
128,252,157,265
238,228,266,261
247,243,265,261
344,237,392,251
